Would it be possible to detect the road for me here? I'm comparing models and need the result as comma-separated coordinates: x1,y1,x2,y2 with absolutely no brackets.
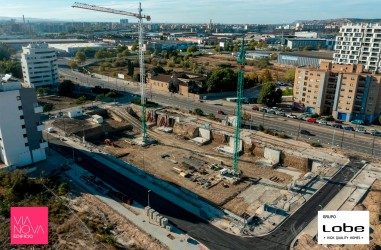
58,66,381,157
50,140,365,250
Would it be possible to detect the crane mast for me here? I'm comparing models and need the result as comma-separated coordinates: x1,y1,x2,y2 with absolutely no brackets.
232,38,246,176
72,2,150,143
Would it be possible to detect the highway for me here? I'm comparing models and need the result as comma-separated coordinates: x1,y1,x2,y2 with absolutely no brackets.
58,65,381,157
50,139,365,250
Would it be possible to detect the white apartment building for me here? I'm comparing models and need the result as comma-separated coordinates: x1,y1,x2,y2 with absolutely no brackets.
0,74,47,167
334,23,381,71
21,43,59,87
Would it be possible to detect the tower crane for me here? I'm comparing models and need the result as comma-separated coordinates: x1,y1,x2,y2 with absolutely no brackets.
232,38,246,176
72,2,151,143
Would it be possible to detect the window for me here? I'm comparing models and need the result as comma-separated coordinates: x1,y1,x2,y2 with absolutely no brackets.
348,96,352,99
18,106,22,110
20,115,24,120
23,134,27,138
313,102,316,104
350,84,354,86
351,77,355,80
315,85,319,88
25,143,29,147
16,96,20,101
346,108,350,110
349,90,353,93
317,74,321,76
341,89,345,92
21,125,26,129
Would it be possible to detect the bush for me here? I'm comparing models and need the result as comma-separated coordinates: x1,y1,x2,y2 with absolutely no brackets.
310,142,322,147
95,94,106,101
57,182,69,195
43,103,54,112
75,96,87,105
326,115,334,121
194,108,204,116
258,124,264,131
208,113,215,119
311,113,319,118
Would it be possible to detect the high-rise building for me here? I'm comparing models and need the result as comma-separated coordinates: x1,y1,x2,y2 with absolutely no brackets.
333,24,381,71
293,61,381,122
21,43,59,87
120,19,129,27
0,74,47,167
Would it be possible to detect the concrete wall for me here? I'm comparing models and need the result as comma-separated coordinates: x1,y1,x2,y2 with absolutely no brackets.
199,128,211,140
281,152,309,172
264,148,281,164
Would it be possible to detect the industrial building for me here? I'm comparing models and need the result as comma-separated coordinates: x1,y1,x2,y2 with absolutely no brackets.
48,42,105,54
333,23,381,71
21,43,59,87
293,61,381,122
286,38,335,50
277,51,333,67
0,74,47,167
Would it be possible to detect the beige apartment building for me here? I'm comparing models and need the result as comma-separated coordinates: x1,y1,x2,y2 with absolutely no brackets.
293,61,381,123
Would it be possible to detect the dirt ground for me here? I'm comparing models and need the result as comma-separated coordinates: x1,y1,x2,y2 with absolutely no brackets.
65,184,168,250
98,122,293,208
38,95,89,112
294,180,381,250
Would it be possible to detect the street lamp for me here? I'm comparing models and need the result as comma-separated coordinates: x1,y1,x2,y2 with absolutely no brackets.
147,189,151,207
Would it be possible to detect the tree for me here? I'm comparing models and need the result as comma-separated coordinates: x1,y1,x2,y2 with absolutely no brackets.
127,60,134,76
37,87,48,96
214,45,221,53
258,82,282,107
0,60,22,78
131,43,138,51
206,68,237,93
58,80,74,97
261,69,273,83
0,44,10,60
187,45,197,53
194,108,204,116
57,183,69,195
68,60,78,69
270,53,278,60
75,51,86,63
76,96,87,105
133,73,140,82
284,68,296,83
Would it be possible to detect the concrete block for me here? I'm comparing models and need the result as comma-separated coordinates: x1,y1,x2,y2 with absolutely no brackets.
148,209,154,219
156,215,162,223
166,225,172,232
161,218,168,227
144,206,151,216
152,211,159,220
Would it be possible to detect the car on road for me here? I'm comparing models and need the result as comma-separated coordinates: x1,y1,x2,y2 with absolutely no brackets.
369,129,378,135
356,126,366,133
287,114,297,119
300,129,313,136
318,121,327,126
252,105,259,111
332,124,342,129
343,125,354,131
307,118,316,123
217,110,226,115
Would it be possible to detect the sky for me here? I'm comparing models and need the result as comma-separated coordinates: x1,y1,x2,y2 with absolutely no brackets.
0,0,380,24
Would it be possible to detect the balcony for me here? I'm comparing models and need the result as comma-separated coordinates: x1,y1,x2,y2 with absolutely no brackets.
40,140,48,148
37,123,45,131
34,104,43,113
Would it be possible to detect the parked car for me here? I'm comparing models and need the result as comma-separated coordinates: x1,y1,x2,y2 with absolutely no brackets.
374,132,381,137
286,104,293,108
271,107,278,110
217,110,226,115
307,118,316,123
334,120,344,124
343,125,354,131
259,108,267,113
356,126,366,133
332,124,342,129
369,129,378,135
287,114,297,119
300,129,313,136
318,121,327,126
351,119,364,125
252,105,259,111
277,111,286,117
267,110,276,115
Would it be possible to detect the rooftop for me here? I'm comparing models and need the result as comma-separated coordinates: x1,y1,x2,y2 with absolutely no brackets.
280,51,334,60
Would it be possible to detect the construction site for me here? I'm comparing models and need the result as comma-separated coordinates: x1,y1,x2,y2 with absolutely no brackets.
46,101,350,235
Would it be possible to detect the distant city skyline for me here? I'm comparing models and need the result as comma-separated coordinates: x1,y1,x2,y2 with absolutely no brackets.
0,0,380,24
